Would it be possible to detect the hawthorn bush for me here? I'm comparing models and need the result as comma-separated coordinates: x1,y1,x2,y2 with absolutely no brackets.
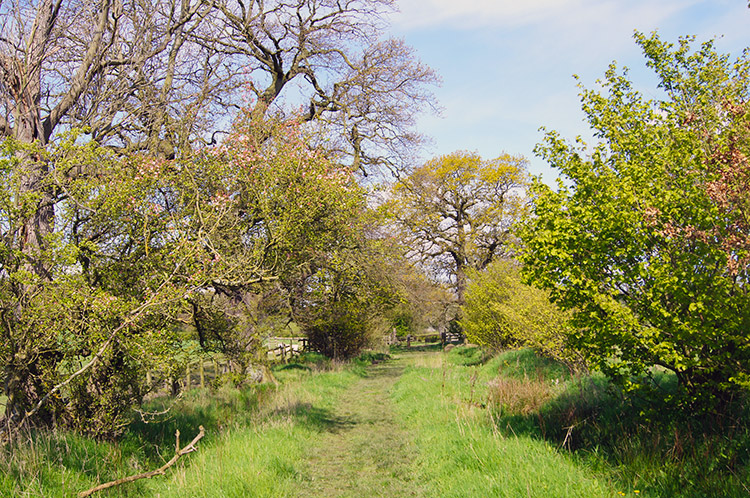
519,33,750,408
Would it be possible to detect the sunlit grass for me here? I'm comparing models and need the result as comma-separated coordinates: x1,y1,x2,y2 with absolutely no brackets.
392,350,612,498
0,358,361,498
6,346,742,498
147,368,364,498
487,348,750,498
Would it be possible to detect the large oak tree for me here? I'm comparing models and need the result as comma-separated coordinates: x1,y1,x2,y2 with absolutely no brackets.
386,151,528,305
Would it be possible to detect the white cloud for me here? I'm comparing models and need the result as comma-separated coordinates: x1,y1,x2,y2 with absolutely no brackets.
388,0,749,185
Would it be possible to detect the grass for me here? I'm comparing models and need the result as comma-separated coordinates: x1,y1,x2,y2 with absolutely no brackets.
0,356,361,498
485,348,750,498
6,345,743,497
391,347,611,497
145,367,365,498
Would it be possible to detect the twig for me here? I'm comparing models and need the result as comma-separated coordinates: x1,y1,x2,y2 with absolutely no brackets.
77,425,205,498
134,402,176,424
561,424,574,451
726,464,750,495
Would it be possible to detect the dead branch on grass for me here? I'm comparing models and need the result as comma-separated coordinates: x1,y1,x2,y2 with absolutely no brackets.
77,425,205,498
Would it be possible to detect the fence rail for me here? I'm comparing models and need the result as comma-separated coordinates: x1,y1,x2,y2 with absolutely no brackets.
266,337,309,361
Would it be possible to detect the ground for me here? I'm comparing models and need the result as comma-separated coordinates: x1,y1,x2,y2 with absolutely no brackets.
297,359,423,497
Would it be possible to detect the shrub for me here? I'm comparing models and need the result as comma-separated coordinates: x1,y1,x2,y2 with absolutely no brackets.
461,260,586,372
519,33,750,407
302,302,374,360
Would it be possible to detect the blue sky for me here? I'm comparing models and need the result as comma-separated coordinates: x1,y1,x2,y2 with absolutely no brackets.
386,0,750,184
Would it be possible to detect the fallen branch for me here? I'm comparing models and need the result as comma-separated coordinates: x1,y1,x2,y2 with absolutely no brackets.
77,425,205,498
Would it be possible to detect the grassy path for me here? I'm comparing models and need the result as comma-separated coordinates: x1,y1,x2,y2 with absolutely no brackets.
292,349,611,498
297,359,423,498
7,347,747,497
82,348,613,497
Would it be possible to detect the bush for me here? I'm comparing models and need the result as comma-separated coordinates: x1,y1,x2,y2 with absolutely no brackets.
519,33,750,407
460,260,586,372
302,302,374,360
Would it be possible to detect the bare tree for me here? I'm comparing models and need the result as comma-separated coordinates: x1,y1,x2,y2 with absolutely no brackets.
0,0,223,148
206,0,440,174
0,0,225,278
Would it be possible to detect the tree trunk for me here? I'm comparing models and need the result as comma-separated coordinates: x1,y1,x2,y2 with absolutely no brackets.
455,264,467,306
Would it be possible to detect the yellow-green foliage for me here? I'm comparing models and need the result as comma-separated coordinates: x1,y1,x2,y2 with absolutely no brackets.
461,260,585,371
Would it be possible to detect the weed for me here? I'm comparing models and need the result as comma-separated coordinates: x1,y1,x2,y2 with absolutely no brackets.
487,375,556,416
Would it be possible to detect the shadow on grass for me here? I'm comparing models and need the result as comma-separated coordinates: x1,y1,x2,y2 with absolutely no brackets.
126,383,275,464
390,343,443,354
447,345,495,366
275,363,312,372
267,401,357,434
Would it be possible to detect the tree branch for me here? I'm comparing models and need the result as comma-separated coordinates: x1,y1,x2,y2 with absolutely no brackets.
77,425,205,498
43,0,113,140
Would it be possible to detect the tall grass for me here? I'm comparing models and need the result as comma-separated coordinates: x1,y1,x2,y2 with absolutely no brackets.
392,346,612,497
0,356,360,498
486,348,750,498
146,367,365,497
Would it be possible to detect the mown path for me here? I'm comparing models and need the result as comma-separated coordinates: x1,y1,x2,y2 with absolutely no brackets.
296,356,424,498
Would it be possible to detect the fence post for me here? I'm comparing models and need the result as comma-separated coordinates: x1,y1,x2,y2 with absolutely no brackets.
200,361,205,388
185,365,190,389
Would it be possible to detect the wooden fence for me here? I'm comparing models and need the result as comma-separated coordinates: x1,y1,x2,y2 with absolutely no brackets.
145,337,311,395
266,336,309,361
146,357,235,394
387,331,464,347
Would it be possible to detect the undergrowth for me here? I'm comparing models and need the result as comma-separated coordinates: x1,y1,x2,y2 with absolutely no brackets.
0,353,357,498
487,348,750,498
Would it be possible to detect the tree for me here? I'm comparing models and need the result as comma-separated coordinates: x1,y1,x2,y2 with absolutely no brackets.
0,0,225,287
0,0,438,279
460,260,585,372
386,151,528,305
207,0,440,174
519,32,750,407
0,111,368,435
0,0,438,433
186,111,367,368
0,133,233,435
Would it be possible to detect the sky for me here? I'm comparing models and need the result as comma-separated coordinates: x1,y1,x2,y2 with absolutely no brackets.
385,0,750,184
